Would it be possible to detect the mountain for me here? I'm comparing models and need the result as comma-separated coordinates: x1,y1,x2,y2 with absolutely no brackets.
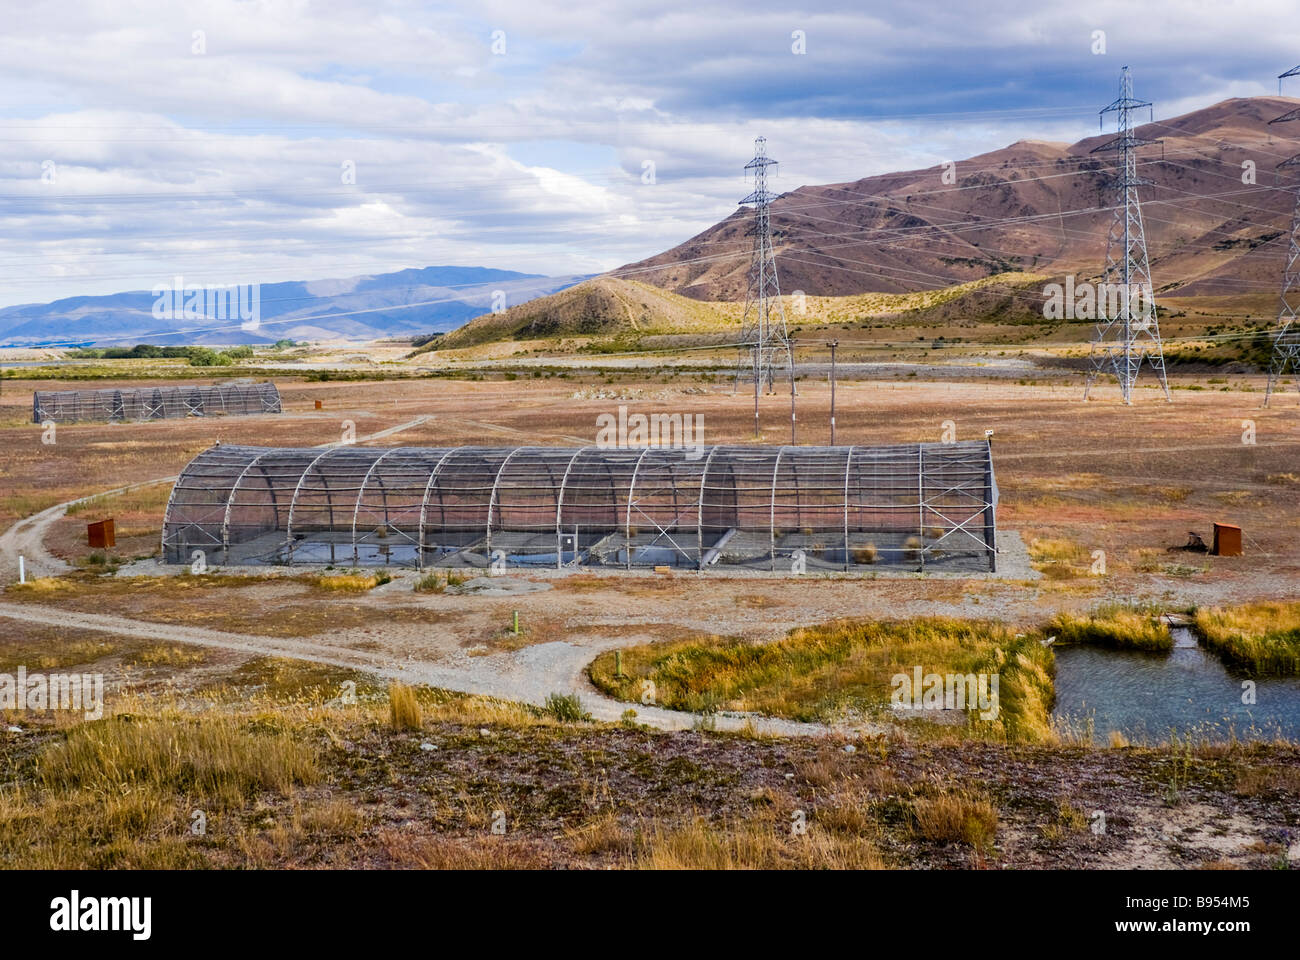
617,97,1300,306
0,266,588,347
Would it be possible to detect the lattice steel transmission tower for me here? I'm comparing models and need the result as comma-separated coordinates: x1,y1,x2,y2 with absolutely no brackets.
733,136,794,399
1083,67,1171,404
1264,64,1300,406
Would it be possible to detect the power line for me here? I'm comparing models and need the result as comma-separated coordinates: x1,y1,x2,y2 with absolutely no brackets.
1265,65,1300,406
1083,67,1170,404
732,136,795,438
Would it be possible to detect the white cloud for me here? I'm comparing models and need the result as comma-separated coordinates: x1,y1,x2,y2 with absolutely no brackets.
0,0,1293,307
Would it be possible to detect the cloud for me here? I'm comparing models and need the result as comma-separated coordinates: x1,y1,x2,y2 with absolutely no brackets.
0,0,1293,308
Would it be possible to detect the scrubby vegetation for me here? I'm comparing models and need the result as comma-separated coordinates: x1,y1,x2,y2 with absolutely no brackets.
64,343,257,367
635,816,886,869
310,571,390,592
588,617,1055,742
0,709,320,868
66,344,198,360
1194,602,1300,676
910,792,999,849
1028,537,1090,579
1047,606,1173,653
388,682,422,731
413,570,466,593
64,482,173,517
543,692,590,722
0,642,1293,870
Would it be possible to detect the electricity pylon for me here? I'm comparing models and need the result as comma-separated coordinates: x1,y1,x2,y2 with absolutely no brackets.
1264,65,1300,406
1083,66,1171,404
733,136,794,402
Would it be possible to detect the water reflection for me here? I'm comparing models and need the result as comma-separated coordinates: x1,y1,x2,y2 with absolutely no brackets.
1053,627,1300,744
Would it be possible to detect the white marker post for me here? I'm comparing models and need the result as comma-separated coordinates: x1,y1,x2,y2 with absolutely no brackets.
18,556,25,584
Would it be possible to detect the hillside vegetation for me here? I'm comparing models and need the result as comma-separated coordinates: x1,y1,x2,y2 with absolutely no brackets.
414,271,1052,354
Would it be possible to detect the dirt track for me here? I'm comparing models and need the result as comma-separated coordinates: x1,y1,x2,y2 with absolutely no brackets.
0,599,834,736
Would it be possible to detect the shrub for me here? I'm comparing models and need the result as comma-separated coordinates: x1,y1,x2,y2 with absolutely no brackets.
851,543,878,564
413,570,466,594
544,693,590,722
187,348,232,367
911,793,998,848
903,536,924,563
388,683,422,731
414,572,446,594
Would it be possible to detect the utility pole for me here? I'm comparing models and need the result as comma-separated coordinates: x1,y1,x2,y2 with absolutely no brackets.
827,340,838,445
1264,64,1300,406
789,339,797,444
734,136,794,401
1083,66,1171,404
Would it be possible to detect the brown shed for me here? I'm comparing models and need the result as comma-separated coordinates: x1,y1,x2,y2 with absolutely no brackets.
87,519,116,549
1212,523,1242,557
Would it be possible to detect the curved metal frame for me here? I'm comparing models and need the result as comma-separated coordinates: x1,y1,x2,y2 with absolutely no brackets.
768,446,786,570
32,382,281,424
695,445,722,569
624,446,654,569
485,446,527,556
416,447,463,569
554,446,592,569
842,445,855,572
220,449,279,557
349,446,406,565
162,442,997,573
286,446,351,562
159,458,208,559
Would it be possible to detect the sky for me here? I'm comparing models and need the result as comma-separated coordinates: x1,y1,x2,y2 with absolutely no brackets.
0,0,1297,308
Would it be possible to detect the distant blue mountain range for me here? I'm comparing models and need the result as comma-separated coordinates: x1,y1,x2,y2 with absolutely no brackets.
0,266,590,347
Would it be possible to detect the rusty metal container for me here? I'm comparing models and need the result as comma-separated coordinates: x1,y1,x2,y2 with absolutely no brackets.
1212,522,1242,557
87,518,116,549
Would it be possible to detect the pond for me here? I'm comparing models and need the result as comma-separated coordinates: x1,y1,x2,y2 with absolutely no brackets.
1052,625,1300,744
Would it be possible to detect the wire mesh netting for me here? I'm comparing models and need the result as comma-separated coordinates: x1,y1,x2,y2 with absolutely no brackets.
32,382,282,423
162,441,997,573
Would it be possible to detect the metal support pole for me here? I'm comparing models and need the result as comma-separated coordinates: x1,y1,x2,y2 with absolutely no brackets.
789,340,797,445
734,136,793,408
1083,66,1169,404
828,340,838,445
917,445,925,573
1264,72,1300,406
984,437,998,573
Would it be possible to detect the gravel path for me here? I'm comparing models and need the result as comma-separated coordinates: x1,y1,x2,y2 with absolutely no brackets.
0,600,845,736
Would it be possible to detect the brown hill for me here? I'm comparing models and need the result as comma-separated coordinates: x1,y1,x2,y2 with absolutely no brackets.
419,277,737,351
618,97,1300,304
